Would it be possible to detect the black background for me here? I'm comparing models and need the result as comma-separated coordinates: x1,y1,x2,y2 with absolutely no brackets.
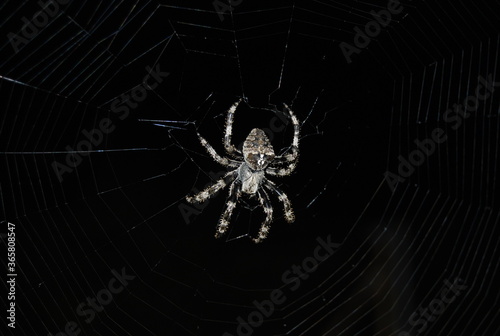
1,0,499,335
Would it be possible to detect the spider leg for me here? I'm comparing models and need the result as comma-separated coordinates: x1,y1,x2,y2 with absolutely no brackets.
252,188,273,244
215,180,241,239
186,170,238,204
197,132,240,168
224,98,243,158
273,103,300,165
263,178,295,223
265,161,298,177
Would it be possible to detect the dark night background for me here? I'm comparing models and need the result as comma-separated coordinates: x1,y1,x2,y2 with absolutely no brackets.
1,0,499,335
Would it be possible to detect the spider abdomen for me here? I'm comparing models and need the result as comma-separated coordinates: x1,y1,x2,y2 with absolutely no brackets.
238,163,265,194
243,128,275,170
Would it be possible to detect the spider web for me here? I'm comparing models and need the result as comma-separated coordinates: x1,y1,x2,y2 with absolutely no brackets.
1,0,499,335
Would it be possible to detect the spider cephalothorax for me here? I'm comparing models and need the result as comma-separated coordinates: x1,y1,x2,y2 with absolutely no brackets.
186,99,300,243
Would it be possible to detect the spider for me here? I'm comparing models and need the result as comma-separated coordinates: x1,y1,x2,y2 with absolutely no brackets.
185,98,300,243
